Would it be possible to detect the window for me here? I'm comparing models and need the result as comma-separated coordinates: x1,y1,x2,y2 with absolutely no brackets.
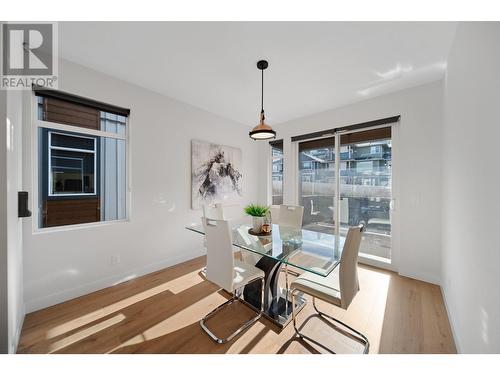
270,140,283,205
49,132,96,196
298,137,336,231
297,126,392,262
35,90,129,228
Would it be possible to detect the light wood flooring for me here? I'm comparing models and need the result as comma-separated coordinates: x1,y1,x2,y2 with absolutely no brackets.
17,256,456,354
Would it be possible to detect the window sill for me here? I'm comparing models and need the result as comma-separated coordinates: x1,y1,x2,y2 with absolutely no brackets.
33,218,130,235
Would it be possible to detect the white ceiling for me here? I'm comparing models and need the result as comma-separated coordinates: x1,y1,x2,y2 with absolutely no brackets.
59,22,457,126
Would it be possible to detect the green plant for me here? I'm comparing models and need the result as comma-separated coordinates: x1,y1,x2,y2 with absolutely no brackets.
244,203,269,217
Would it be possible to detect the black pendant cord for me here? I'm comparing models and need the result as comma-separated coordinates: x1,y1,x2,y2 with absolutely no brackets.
261,68,264,117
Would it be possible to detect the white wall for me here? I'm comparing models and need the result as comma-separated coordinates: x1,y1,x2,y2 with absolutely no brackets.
0,87,25,354
261,81,444,284
6,90,25,353
442,22,500,353
0,81,8,353
23,59,263,312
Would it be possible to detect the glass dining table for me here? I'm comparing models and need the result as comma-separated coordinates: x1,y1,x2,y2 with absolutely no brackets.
186,219,346,328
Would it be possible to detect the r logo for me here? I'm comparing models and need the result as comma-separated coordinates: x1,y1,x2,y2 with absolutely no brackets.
2,23,53,76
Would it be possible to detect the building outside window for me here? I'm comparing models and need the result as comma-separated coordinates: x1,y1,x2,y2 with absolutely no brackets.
270,140,283,205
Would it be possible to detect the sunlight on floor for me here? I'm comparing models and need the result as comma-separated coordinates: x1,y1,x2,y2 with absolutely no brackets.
49,313,126,353
110,287,225,352
357,268,390,353
46,270,205,339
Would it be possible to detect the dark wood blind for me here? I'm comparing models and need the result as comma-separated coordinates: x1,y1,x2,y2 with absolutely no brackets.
299,127,391,151
269,139,283,150
43,198,100,228
340,126,391,145
43,97,100,130
291,115,399,143
33,85,130,117
299,137,335,152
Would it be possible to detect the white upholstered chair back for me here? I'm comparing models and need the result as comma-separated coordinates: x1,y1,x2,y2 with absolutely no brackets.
202,203,225,221
339,225,364,309
278,205,304,229
269,205,280,224
204,218,235,292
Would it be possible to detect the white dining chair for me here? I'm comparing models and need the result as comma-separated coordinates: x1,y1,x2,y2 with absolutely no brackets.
278,205,304,229
200,203,226,274
276,205,304,279
269,205,280,224
202,203,225,221
289,224,370,354
200,218,265,344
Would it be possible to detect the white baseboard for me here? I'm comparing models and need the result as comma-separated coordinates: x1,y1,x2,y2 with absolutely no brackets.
441,283,462,353
398,269,441,286
25,249,205,314
11,303,25,354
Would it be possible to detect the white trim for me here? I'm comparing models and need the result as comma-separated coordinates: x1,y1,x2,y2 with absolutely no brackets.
33,218,129,234
398,268,441,286
358,254,396,272
388,122,400,272
334,131,341,240
36,119,126,140
49,145,96,153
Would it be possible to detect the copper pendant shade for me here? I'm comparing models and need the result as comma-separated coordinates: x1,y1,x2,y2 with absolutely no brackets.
249,60,276,140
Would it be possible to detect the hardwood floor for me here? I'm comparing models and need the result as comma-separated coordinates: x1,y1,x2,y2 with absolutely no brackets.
17,256,456,354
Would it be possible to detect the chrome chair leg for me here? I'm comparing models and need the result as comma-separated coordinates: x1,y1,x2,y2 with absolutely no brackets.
311,297,370,353
290,289,370,354
200,276,264,344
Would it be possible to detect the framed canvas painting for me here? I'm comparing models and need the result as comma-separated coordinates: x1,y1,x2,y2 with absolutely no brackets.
191,140,243,209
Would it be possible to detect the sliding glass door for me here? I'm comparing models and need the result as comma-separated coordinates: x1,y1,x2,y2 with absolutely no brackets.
339,128,392,261
298,137,336,231
298,127,392,262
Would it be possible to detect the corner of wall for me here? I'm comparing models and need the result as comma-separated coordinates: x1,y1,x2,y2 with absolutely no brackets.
440,281,462,353
10,303,25,353
398,268,441,286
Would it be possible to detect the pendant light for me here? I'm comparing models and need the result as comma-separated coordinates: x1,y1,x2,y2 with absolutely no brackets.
249,60,276,140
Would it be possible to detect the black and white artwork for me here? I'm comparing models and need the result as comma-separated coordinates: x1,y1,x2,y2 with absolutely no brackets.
191,140,243,209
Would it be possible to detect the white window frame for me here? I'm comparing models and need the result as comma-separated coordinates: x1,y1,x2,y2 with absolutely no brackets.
48,130,97,197
32,93,130,232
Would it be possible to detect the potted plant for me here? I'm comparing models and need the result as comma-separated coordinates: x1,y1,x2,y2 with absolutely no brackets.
244,204,269,233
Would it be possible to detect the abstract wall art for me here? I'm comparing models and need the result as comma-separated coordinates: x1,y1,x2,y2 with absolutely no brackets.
191,140,243,209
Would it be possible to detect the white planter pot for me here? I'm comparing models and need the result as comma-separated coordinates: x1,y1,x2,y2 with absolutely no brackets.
252,216,264,233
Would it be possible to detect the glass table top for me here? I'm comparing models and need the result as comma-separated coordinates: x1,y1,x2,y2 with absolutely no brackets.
186,219,345,277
